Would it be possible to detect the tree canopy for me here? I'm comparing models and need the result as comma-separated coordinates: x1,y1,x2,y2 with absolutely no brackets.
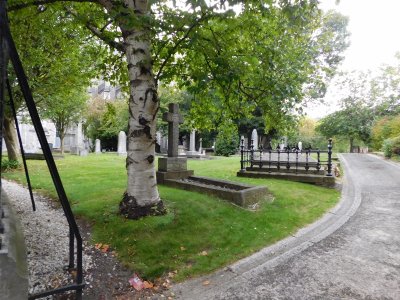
7,0,350,218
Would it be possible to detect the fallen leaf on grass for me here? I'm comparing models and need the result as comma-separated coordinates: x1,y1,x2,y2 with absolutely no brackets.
180,246,186,251
199,251,208,256
101,244,110,253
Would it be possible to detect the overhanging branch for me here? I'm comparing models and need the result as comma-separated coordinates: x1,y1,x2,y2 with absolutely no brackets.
8,0,98,11
64,7,125,52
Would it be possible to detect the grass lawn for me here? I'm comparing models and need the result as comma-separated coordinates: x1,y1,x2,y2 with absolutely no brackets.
3,154,340,281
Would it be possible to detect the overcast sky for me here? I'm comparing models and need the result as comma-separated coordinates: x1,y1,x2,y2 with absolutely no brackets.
306,0,400,118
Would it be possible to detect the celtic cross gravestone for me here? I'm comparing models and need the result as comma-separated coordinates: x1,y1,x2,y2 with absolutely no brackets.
163,103,184,157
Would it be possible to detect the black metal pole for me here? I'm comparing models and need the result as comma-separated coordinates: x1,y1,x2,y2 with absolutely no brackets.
0,22,6,233
327,138,333,176
6,77,36,211
240,138,245,172
250,139,254,168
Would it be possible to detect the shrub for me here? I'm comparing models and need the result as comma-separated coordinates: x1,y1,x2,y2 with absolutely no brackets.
382,136,400,158
215,122,239,157
1,159,21,171
391,136,400,156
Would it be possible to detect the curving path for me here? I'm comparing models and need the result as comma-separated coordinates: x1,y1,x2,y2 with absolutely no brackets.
172,154,400,299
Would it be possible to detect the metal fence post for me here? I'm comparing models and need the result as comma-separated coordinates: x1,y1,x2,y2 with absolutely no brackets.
327,138,333,176
240,138,245,172
250,139,254,168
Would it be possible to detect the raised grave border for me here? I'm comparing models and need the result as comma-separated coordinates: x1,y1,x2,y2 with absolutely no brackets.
161,176,272,208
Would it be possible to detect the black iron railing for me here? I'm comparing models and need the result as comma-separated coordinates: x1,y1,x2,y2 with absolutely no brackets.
240,138,333,176
0,1,84,299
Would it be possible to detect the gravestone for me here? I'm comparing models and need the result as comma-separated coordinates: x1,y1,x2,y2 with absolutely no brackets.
279,136,287,150
54,137,61,149
157,103,193,183
187,129,198,156
298,141,302,151
199,138,203,153
117,131,127,155
251,129,258,149
95,139,101,154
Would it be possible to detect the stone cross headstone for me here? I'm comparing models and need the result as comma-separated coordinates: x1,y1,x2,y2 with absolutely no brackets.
117,131,127,155
163,103,184,157
251,129,258,149
95,139,101,154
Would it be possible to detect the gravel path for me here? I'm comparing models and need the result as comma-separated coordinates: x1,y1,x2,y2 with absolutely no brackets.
3,180,93,298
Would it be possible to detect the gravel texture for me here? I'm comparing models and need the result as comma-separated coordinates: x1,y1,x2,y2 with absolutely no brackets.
3,180,93,297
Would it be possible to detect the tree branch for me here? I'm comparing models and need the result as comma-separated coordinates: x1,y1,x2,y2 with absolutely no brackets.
8,0,97,11
155,12,210,82
65,6,125,52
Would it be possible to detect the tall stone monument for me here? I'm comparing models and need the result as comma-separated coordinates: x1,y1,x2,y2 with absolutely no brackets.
187,129,198,156
95,139,101,154
117,131,127,155
156,103,193,183
251,129,258,149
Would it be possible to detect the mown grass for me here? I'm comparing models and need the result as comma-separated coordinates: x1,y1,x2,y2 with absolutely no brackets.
3,154,340,281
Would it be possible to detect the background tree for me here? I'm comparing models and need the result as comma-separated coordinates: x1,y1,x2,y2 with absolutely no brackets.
85,99,129,150
316,105,372,152
41,88,89,153
7,4,95,158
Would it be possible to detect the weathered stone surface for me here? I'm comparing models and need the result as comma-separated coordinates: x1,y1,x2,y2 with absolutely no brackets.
158,157,188,172
156,170,194,184
237,171,336,187
117,131,127,155
0,192,28,300
162,176,271,208
95,139,101,154
163,103,184,157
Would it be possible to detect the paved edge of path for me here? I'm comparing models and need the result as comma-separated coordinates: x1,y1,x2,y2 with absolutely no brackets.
172,154,362,299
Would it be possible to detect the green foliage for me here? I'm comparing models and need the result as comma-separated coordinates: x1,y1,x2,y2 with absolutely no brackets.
215,121,239,156
84,98,129,142
9,5,96,109
383,139,393,158
3,154,339,281
371,114,400,150
316,97,373,152
1,159,20,172
383,136,400,158
161,2,349,133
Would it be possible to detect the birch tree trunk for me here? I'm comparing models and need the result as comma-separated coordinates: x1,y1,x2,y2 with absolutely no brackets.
119,0,165,219
3,116,19,161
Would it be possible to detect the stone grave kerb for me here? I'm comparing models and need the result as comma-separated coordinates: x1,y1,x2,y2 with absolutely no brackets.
157,103,194,183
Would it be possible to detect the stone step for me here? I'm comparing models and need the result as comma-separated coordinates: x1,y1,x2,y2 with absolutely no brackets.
237,171,336,187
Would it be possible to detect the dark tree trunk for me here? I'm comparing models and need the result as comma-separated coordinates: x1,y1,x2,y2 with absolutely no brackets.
349,137,354,153
3,116,19,161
